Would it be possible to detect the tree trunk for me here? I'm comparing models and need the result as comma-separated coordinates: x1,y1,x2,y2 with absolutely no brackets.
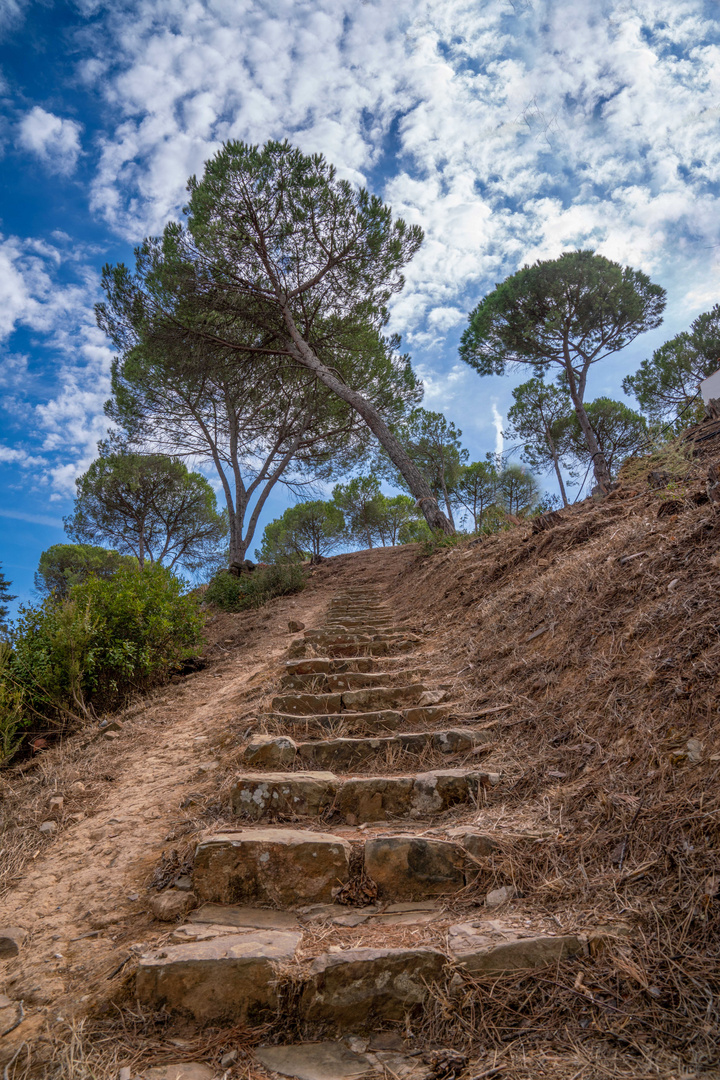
138,525,145,570
440,470,456,529
281,307,455,535
562,345,612,493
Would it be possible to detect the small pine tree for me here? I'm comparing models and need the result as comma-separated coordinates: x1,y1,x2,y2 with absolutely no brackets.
0,564,17,630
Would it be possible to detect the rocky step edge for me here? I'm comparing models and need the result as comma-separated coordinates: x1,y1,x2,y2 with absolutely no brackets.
283,656,423,677
261,704,475,738
230,767,501,823
289,638,419,658
271,684,451,716
135,911,620,1025
280,667,432,691
190,827,500,906
241,727,494,770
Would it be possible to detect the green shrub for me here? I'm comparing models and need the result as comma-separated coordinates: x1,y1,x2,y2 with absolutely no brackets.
205,563,306,612
0,563,204,760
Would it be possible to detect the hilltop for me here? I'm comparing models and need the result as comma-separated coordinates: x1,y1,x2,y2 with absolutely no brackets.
0,429,718,1079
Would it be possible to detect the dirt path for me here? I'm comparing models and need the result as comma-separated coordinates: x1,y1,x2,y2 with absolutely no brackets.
0,548,417,1066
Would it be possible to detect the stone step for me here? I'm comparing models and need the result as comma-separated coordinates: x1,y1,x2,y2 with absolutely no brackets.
192,830,483,904
135,929,301,1022
230,768,500,823
135,930,588,1023
271,683,427,715
242,728,493,770
264,710,407,737
280,669,428,691
285,656,418,675
289,638,419,659
193,829,352,905
303,629,415,645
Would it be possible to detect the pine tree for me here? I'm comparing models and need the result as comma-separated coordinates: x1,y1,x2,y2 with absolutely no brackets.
0,564,17,629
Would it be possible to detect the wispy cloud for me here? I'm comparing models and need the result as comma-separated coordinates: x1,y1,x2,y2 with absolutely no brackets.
0,508,64,528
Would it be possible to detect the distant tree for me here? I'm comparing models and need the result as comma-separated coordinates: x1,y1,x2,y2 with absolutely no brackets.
100,140,454,534
505,378,575,506
623,304,720,427
332,476,385,549
378,408,467,528
497,464,541,516
374,494,425,546
454,458,501,531
65,452,227,571
0,564,16,631
567,398,648,479
460,250,666,492
257,501,345,563
35,544,136,598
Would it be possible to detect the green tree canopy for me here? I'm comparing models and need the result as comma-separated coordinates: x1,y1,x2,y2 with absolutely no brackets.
505,378,575,506
567,398,648,479
497,464,541,517
332,475,385,549
623,304,720,427
65,452,228,571
454,458,501,531
0,564,16,632
459,250,666,491
257,501,345,563
377,408,467,528
97,140,454,534
35,544,137,598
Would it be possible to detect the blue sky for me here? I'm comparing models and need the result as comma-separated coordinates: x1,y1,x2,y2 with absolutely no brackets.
2,0,720,610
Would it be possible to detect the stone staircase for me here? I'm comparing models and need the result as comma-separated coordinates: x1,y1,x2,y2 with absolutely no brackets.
134,587,595,1066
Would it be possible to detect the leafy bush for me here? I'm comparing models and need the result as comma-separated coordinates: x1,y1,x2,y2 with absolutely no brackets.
205,563,306,612
0,563,204,760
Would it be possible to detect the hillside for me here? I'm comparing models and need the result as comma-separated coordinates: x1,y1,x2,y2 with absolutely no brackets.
0,434,718,1080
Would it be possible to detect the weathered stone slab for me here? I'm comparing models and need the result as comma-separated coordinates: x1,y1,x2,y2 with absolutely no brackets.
188,904,300,930
271,693,344,716
267,710,405,735
243,734,297,768
297,736,393,770
364,836,466,899
433,729,487,753
337,777,415,822
327,670,423,692
136,930,301,1020
403,705,453,725
142,1065,215,1080
285,658,343,675
300,947,446,1024
256,1042,372,1080
446,828,499,858
452,933,585,974
341,684,426,711
193,830,350,904
231,773,339,819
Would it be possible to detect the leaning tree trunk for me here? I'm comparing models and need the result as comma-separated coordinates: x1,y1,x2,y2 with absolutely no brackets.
562,361,612,493
281,307,455,535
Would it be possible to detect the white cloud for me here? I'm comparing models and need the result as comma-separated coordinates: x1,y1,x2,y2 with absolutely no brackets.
491,403,504,457
0,508,63,528
17,107,83,175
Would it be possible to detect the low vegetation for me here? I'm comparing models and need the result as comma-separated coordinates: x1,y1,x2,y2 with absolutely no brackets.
204,562,306,612
0,562,203,762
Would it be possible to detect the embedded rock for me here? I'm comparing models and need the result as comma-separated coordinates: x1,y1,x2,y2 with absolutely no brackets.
453,933,585,974
271,693,344,716
231,772,339,819
364,836,466,899
0,928,26,958
341,684,425,711
136,930,301,1021
242,734,297,768
300,947,446,1024
149,889,197,922
193,830,351,905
